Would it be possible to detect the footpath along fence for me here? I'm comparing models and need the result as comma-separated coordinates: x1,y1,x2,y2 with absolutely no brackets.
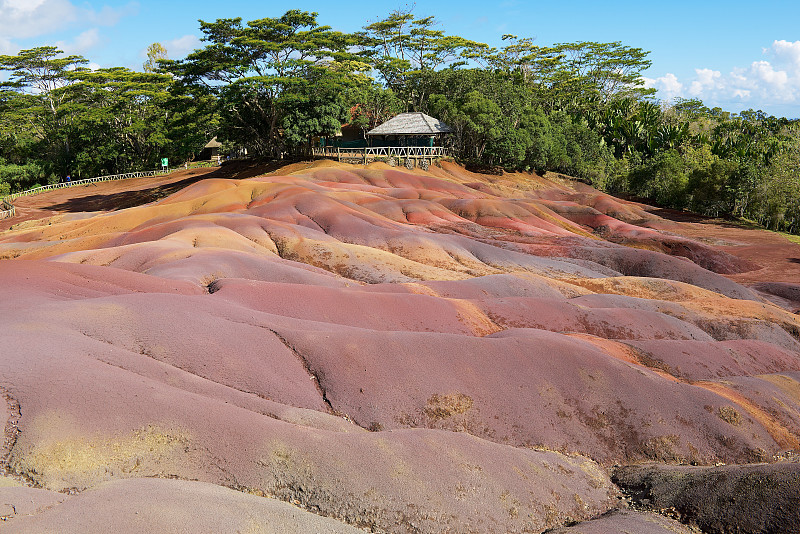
0,169,172,220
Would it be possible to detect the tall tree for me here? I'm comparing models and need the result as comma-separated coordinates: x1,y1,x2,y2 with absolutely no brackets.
65,67,179,174
534,41,654,113
358,10,489,108
488,35,563,89
143,42,168,73
165,10,360,157
0,46,89,176
348,83,405,138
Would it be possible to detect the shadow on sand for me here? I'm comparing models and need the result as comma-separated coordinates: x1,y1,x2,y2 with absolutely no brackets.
45,159,294,214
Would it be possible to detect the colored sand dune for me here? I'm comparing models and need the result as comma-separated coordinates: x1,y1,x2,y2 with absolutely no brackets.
1,160,799,532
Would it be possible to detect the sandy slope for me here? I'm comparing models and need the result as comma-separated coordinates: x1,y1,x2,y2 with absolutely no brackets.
1,160,798,532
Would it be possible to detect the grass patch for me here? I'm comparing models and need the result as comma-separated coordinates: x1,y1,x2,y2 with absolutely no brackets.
714,216,800,243
423,393,474,420
718,405,743,426
13,425,189,491
778,232,800,245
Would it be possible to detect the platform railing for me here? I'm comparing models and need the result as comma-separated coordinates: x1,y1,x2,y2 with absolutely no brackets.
311,146,449,163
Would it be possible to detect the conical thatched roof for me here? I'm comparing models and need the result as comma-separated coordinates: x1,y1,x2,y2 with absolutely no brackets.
367,112,453,136
204,136,222,149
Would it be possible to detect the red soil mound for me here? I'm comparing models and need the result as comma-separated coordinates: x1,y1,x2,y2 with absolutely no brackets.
550,509,694,534
1,160,799,531
2,478,364,533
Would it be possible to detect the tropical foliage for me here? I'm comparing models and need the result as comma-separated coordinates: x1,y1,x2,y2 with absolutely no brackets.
0,46,211,184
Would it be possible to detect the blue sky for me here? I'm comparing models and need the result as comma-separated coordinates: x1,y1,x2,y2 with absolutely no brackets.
2,0,800,118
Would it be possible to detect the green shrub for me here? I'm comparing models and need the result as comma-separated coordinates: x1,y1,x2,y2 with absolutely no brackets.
628,150,688,208
0,162,50,193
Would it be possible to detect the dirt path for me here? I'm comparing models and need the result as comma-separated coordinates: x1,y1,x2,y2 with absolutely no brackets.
0,168,216,231
0,160,291,232
648,207,800,311
651,209,800,284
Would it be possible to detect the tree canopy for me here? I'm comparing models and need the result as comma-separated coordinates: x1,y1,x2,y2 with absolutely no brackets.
1,8,798,234
163,10,362,157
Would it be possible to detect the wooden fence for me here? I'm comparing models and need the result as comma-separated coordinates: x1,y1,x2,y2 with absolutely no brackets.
0,169,171,221
312,146,449,168
0,198,14,220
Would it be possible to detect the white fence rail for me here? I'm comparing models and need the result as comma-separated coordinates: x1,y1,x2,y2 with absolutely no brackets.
312,146,449,165
0,169,171,221
0,199,14,220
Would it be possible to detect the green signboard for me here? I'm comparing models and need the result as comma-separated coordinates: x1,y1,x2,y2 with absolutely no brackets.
161,158,168,167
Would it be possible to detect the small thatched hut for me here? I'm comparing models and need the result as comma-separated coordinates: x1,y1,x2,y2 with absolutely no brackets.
311,112,453,169
367,112,453,147
199,137,222,161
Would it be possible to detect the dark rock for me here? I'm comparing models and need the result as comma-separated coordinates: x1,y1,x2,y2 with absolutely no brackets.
613,462,800,534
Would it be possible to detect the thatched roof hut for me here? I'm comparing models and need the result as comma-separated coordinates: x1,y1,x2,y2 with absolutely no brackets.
199,136,222,160
367,112,453,136
312,112,451,167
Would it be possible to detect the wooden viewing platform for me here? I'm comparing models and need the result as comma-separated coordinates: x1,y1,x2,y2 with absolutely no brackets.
311,146,449,169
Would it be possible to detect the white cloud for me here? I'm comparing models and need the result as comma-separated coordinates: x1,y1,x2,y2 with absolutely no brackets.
652,40,800,114
771,39,800,70
0,0,77,39
162,35,202,59
56,28,101,55
644,72,683,101
0,37,17,55
750,60,794,102
86,2,139,27
689,68,722,96
0,0,137,54
752,60,788,85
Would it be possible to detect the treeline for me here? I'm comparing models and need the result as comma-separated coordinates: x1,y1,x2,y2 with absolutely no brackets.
0,48,215,194
1,9,798,232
